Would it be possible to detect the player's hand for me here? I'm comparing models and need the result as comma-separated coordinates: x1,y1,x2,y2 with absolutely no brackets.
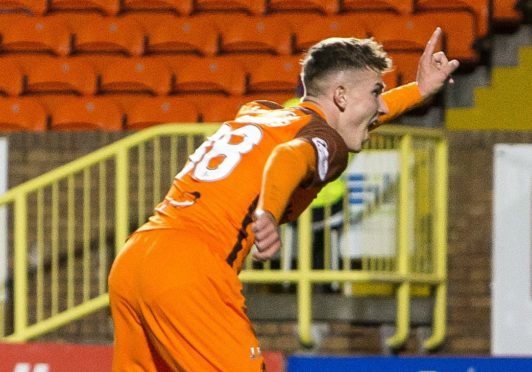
416,27,460,99
251,209,281,262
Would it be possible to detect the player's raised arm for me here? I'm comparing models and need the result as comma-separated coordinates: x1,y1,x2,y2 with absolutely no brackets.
417,27,460,99
376,27,460,126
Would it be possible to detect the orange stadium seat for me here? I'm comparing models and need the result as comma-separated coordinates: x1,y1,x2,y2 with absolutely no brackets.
122,0,193,15
50,97,123,130
72,16,145,56
171,57,246,96
387,52,417,84
48,0,120,15
25,58,98,95
126,97,200,129
144,15,219,56
493,0,523,26
360,13,441,53
100,58,172,95
0,97,48,132
0,59,24,96
0,15,72,56
414,12,478,63
218,16,293,55
246,56,300,94
0,0,47,14
267,0,339,14
415,0,489,38
340,0,414,14
193,0,266,15
382,65,399,88
198,96,251,122
290,15,368,53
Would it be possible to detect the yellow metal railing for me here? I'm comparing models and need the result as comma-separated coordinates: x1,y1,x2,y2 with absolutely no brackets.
0,124,447,352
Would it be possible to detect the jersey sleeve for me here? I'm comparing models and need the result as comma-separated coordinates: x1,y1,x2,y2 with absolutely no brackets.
295,118,349,187
371,82,424,129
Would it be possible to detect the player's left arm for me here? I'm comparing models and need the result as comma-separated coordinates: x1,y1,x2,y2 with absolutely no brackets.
373,27,460,127
252,139,316,262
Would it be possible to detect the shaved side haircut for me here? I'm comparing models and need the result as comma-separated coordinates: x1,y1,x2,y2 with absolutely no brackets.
301,37,392,97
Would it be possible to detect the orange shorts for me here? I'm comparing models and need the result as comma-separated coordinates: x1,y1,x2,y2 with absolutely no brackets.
108,229,264,371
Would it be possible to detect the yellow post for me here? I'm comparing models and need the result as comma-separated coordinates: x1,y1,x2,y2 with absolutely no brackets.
115,149,129,255
423,138,448,351
14,194,28,336
297,208,314,347
386,134,412,349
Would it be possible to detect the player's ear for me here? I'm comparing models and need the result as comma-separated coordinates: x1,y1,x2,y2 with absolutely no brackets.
333,85,347,112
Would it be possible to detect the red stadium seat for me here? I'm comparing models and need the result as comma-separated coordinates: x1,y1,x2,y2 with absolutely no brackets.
194,0,265,15
415,0,489,38
144,15,219,56
171,57,246,96
48,0,120,15
0,15,72,56
122,0,193,15
219,16,293,55
340,0,414,14
0,59,24,96
0,0,47,15
100,58,172,95
72,16,145,56
267,0,339,15
126,97,200,129
290,15,368,53
50,97,123,130
246,56,301,94
0,97,48,132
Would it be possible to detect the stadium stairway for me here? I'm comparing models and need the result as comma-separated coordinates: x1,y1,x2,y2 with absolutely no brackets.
446,45,532,130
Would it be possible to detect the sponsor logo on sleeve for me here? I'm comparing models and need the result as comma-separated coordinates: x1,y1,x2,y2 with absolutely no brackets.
311,138,329,181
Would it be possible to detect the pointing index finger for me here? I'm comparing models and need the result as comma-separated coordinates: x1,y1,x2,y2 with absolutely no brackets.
423,27,442,61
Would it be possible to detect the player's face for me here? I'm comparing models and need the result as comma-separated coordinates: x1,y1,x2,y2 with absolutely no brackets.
336,68,388,152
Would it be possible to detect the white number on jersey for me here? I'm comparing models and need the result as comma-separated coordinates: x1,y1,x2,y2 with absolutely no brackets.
178,124,263,182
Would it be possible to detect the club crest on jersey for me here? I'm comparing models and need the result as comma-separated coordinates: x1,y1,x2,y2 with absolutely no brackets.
312,137,329,181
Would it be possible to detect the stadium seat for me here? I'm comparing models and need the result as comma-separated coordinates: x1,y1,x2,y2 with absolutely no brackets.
121,0,193,15
0,0,47,15
0,15,72,56
126,97,200,129
100,58,172,95
193,0,266,15
382,65,399,88
198,96,250,122
0,59,24,96
415,0,489,39
171,57,246,96
493,0,523,27
267,0,339,15
50,97,123,130
144,15,219,56
72,16,145,56
387,52,418,84
0,97,48,132
361,13,441,53
25,58,98,96
414,12,478,63
246,56,300,94
48,0,120,15
340,0,414,14
218,16,293,55
291,15,368,53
